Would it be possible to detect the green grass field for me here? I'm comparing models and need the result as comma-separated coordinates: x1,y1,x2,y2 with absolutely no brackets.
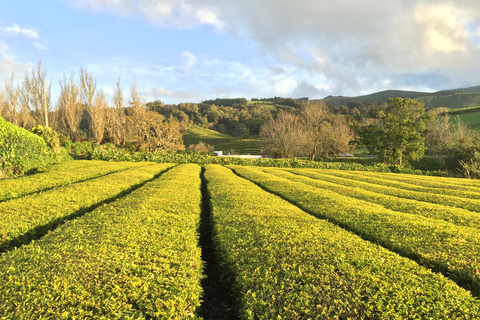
451,112,480,131
182,126,263,154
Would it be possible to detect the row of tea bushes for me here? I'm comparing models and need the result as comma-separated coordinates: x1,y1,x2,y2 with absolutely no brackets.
0,160,138,202
229,165,480,296
316,169,480,200
352,169,480,190
301,169,480,212
0,164,203,318
270,168,480,229
0,162,173,252
205,165,479,319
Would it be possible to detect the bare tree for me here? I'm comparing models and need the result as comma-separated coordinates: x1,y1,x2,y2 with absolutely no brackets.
0,91,5,119
3,73,21,125
299,100,328,160
110,76,126,145
146,113,185,151
57,73,82,140
126,81,149,148
79,67,96,109
88,89,108,143
23,60,51,127
327,115,355,157
260,112,306,158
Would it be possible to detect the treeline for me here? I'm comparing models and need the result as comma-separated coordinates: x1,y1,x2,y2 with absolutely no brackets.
0,61,184,152
147,98,308,137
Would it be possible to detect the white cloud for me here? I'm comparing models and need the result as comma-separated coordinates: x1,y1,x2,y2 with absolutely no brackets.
33,42,49,51
64,0,224,29
0,23,39,39
143,86,197,101
180,51,197,68
61,0,480,99
0,41,32,76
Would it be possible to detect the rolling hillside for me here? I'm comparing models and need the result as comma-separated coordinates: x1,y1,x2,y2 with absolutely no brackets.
322,86,480,110
182,126,263,155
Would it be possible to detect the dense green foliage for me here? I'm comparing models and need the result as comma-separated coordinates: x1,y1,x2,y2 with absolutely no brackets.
182,126,262,154
280,168,480,229
354,98,428,166
205,164,480,319
230,165,480,295
0,162,170,252
148,97,304,137
0,117,61,175
0,164,203,318
0,160,137,202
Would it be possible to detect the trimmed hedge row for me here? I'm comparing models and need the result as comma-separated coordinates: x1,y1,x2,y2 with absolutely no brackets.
0,160,138,202
205,165,480,319
0,163,203,318
306,169,480,212
0,162,173,252
229,165,480,296
270,168,480,229
357,169,480,189
319,169,480,200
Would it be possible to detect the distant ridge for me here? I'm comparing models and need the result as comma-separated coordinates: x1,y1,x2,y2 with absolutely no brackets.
321,85,480,109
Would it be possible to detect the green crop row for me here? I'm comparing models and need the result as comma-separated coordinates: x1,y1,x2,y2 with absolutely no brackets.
360,168,480,189
268,168,480,229
0,163,203,319
348,169,480,193
229,165,480,296
0,162,173,252
0,160,139,202
205,165,480,319
317,169,480,200
303,169,480,212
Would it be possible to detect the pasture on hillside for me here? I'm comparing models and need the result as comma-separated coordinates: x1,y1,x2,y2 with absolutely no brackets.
0,161,479,319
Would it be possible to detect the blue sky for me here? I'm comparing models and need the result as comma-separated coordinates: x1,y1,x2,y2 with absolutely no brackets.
2,0,480,104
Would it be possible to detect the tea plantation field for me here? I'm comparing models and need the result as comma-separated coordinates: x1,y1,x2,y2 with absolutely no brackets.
1,161,479,319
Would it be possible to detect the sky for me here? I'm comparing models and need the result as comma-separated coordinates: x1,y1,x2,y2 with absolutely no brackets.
1,0,480,104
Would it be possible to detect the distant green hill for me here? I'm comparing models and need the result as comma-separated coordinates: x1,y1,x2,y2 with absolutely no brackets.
322,86,480,110
183,126,262,155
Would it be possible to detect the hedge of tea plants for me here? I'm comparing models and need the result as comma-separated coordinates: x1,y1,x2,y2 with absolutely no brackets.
0,164,203,319
205,164,480,319
0,162,172,252
267,168,480,229
229,165,480,295
0,160,138,202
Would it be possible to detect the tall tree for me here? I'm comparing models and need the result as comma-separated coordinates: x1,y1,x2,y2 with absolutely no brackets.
355,98,428,166
23,60,51,127
299,100,328,160
126,81,149,149
88,89,108,143
57,73,82,140
260,112,305,158
79,67,96,110
3,73,21,125
110,76,126,145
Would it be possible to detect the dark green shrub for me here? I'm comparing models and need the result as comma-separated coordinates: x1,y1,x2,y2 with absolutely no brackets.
32,126,61,154
0,117,51,175
71,141,96,157
58,134,72,153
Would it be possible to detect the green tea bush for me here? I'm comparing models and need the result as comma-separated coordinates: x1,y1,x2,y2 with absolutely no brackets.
71,141,96,156
205,165,480,319
230,165,480,295
0,164,203,318
0,117,58,175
